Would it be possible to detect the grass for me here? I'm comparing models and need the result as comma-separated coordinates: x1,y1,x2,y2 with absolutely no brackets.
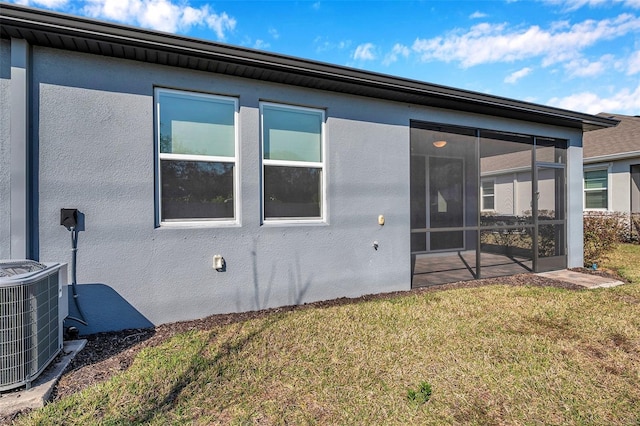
16,246,640,425
601,243,640,284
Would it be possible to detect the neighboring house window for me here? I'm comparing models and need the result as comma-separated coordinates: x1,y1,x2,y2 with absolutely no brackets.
481,180,495,211
584,168,608,210
261,103,325,221
156,89,238,223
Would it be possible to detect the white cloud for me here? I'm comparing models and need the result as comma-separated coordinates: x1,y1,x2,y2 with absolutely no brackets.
253,39,270,49
412,14,640,68
470,11,488,19
353,43,376,61
504,67,532,83
546,0,613,10
563,54,613,77
382,43,410,65
314,37,351,53
547,84,640,114
205,11,236,39
627,50,640,74
82,0,236,39
40,0,68,6
544,0,640,10
269,28,280,39
12,0,69,7
83,0,138,22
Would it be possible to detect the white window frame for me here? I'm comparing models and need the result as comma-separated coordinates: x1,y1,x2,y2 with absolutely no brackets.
155,88,240,227
260,102,326,225
583,164,611,211
481,178,496,212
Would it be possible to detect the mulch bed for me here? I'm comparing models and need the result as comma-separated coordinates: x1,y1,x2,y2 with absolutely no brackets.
1,269,626,424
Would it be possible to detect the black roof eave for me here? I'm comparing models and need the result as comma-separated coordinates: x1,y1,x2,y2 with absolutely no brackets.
0,3,619,132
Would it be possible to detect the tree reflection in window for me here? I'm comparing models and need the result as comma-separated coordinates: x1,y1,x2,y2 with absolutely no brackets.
161,160,234,220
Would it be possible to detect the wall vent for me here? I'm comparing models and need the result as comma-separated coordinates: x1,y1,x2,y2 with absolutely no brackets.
0,261,67,391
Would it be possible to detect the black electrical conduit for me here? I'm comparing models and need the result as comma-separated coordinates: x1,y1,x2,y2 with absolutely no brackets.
66,227,88,326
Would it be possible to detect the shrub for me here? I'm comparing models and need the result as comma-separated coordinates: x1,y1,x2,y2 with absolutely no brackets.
583,212,626,266
631,213,640,243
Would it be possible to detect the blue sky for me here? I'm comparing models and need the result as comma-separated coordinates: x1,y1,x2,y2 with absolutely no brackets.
7,0,640,115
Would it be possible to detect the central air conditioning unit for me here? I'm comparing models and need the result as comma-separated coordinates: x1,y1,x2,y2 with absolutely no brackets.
0,260,68,391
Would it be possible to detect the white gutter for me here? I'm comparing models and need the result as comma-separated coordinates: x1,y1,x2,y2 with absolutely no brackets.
584,150,640,164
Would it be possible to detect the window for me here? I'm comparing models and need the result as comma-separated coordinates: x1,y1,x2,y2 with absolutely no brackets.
584,168,608,210
261,103,325,221
156,89,238,223
481,180,495,211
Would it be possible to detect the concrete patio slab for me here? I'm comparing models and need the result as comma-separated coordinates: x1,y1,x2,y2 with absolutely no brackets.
537,269,625,289
0,340,86,418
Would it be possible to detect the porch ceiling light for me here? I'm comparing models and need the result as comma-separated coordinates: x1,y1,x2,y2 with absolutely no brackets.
433,140,447,148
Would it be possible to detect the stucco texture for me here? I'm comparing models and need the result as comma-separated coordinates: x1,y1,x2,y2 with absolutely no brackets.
0,40,11,259
33,47,411,333
611,158,640,213
31,46,585,333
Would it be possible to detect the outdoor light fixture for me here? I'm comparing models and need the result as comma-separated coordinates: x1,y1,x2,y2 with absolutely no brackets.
433,140,447,148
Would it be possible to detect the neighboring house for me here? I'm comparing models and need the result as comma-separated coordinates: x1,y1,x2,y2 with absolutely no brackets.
1,4,618,333
583,113,640,215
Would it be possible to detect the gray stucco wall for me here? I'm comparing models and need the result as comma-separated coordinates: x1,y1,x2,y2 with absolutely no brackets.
567,144,585,267
34,47,411,333
29,46,585,333
584,157,640,214
0,40,11,259
611,158,640,213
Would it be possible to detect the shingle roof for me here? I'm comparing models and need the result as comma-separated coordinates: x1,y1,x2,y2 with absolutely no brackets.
583,113,640,161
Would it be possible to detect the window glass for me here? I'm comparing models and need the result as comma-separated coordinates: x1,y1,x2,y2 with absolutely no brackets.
159,91,235,157
584,170,607,189
263,105,322,162
481,181,495,210
585,191,608,209
584,169,608,209
161,160,234,220
264,166,321,218
156,89,237,222
261,103,324,221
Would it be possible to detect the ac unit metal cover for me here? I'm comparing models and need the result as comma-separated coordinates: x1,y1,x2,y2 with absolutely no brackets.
0,261,66,392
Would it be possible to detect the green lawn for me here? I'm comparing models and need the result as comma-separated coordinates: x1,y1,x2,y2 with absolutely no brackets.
16,246,640,425
601,243,640,284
